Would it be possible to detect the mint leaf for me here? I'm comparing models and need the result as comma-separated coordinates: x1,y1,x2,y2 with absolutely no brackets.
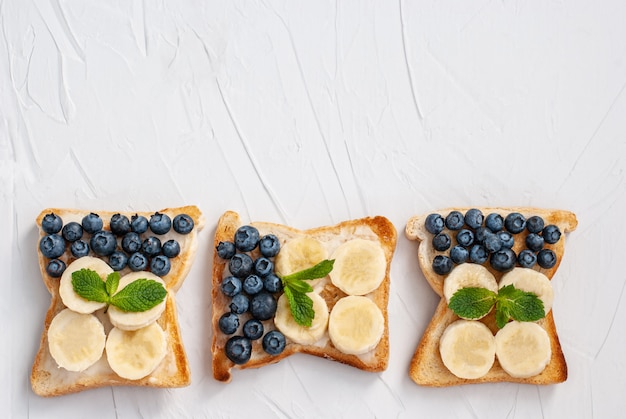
106,272,120,296
109,279,167,312
281,259,334,282
284,278,313,294
448,287,497,319
284,286,315,327
496,284,545,328
72,269,110,303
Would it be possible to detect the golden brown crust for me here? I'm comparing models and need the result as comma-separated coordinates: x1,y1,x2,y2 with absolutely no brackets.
405,207,576,387
31,206,204,397
211,211,397,382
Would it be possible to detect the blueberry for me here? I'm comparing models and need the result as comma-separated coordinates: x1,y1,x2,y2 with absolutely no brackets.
142,236,162,257
109,251,128,271
474,227,488,244
162,239,181,258
250,292,277,320
130,214,149,234
71,240,90,258
225,336,252,364
219,312,240,335
496,231,514,249
485,213,504,233
149,212,171,235
263,330,286,355
518,249,537,268
526,216,545,234
229,294,249,314
254,257,273,277
61,222,83,242
90,231,117,256
505,213,526,234
483,231,502,253
445,211,465,230
263,273,283,293
216,241,236,259
172,214,194,234
128,252,148,271
243,275,264,295
81,213,103,234
46,259,66,278
455,229,474,247
537,249,557,269
122,232,142,254
221,276,242,297
242,319,264,340
450,245,469,264
259,234,281,257
108,214,130,236
425,213,445,235
41,213,63,234
39,234,66,259
469,244,489,264
464,209,484,229
542,225,561,244
228,253,254,278
490,248,517,272
151,255,171,276
432,255,453,275
432,233,451,251
234,225,260,252
525,233,544,252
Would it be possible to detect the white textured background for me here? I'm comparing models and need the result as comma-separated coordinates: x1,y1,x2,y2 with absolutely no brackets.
2,1,625,418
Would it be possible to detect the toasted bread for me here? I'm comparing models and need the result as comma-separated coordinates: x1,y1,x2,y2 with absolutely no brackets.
405,207,577,386
31,206,204,397
211,211,397,382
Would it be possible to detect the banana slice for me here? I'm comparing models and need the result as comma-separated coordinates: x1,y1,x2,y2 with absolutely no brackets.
443,264,498,319
107,272,167,331
495,321,551,378
329,239,386,296
328,295,384,355
105,322,167,380
47,308,106,372
60,256,113,314
499,268,554,314
275,237,328,286
439,319,496,379
274,291,329,345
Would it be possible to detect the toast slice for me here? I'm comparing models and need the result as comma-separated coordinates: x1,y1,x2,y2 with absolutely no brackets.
31,206,204,397
405,207,577,386
211,211,397,382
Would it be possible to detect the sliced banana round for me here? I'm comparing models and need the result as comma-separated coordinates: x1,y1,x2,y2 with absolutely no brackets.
107,272,167,331
60,256,113,314
274,291,329,345
329,239,386,296
443,264,498,319
48,308,106,372
328,295,384,355
499,268,554,314
495,321,551,378
105,322,167,380
439,319,496,379
275,237,328,286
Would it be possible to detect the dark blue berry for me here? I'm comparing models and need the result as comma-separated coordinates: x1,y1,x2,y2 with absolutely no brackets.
464,209,484,229
445,211,465,230
234,225,260,252
162,240,181,258
490,248,517,272
542,225,561,244
254,257,273,277
151,255,171,276
525,233,544,252
122,232,142,254
456,229,474,247
61,222,83,242
250,292,277,320
110,214,131,236
496,231,514,249
219,312,240,335
518,249,537,268
109,251,128,271
40,234,66,259
173,214,194,234
483,231,502,253
505,213,526,234
221,276,242,297
450,245,469,264
229,294,249,314
263,330,286,355
46,259,66,277
128,252,148,271
526,216,545,234
485,213,504,233
90,231,117,256
242,319,264,340
259,234,281,257
149,212,171,235
142,236,162,257
41,213,63,234
71,240,89,258
216,241,236,259
243,275,264,295
474,227,488,244
263,273,283,293
537,249,557,268
425,214,445,235
432,233,451,251
469,244,489,264
432,255,453,275
228,253,254,278
81,213,103,234
130,214,149,234
225,336,252,364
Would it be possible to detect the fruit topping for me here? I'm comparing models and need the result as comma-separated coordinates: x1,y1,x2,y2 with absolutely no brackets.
149,212,171,235
483,231,502,253
173,214,194,234
234,225,260,252
464,208,484,229
259,234,280,257
122,232,142,254
445,211,465,230
449,245,469,264
229,294,249,314
128,252,148,271
141,236,162,257
46,259,66,278
432,255,453,275
432,233,451,251
504,212,526,234
537,249,557,269
40,234,66,259
484,213,503,232
455,229,474,247
250,292,277,321
469,244,488,264
489,248,517,272
105,322,167,380
496,230,514,248
439,320,496,379
219,312,240,335
221,276,243,297
162,239,181,258
61,222,83,242
526,216,545,234
329,239,386,296
328,295,384,355
229,253,254,278
110,214,131,236
517,249,537,268
253,257,273,277
90,231,117,256
130,214,149,234
71,240,90,258
225,336,252,364
494,321,551,378
525,233,544,252
109,251,128,271
542,225,561,244
425,213,445,234
81,213,103,234
150,255,171,276
42,213,63,234
216,241,236,259
262,330,286,355
242,319,264,340
243,274,264,295
263,273,282,293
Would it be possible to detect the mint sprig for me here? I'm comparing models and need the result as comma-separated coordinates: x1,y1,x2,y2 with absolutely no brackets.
448,284,545,329
280,259,334,327
71,268,167,312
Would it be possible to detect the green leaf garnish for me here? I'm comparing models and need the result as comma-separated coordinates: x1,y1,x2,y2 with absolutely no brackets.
71,269,110,303
284,286,315,327
105,272,120,296
281,260,335,282
448,287,497,320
